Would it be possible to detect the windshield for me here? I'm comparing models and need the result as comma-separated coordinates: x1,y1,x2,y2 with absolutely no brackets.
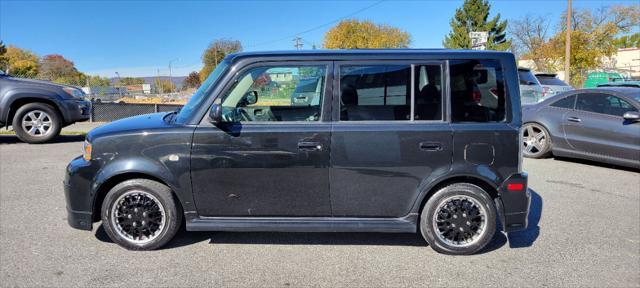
175,60,230,123
537,76,569,86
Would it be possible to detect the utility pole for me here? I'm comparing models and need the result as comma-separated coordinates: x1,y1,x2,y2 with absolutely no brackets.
293,36,303,50
115,72,122,98
564,0,572,84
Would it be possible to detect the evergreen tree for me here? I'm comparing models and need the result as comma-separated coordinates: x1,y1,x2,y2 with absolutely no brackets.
443,0,511,51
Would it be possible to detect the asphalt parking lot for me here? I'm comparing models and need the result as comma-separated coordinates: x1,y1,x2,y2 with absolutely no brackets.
1,135,639,287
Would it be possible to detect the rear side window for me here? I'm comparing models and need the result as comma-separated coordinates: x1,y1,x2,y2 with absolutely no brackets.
576,93,637,117
518,70,539,85
551,95,575,109
538,77,569,86
340,65,411,121
450,60,506,122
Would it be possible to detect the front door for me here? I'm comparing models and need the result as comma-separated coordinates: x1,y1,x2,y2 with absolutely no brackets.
330,62,453,217
191,63,332,216
565,93,640,160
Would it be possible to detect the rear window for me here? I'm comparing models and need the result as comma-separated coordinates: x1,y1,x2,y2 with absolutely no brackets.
450,60,506,122
518,70,539,85
537,76,569,86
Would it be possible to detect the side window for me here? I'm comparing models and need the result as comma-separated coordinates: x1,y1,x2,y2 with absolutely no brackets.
450,60,506,122
577,93,637,117
550,95,576,109
221,65,326,122
414,65,443,120
340,65,410,121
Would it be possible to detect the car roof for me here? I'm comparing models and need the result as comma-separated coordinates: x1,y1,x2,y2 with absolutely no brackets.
541,87,639,104
225,49,515,62
535,73,557,77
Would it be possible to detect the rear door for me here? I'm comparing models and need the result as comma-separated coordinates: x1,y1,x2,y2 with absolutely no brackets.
564,92,640,160
329,61,452,217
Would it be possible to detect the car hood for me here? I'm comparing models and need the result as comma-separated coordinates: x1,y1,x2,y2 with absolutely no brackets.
2,75,79,90
87,112,174,141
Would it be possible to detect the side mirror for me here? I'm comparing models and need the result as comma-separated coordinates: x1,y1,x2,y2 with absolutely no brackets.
209,104,223,124
245,91,258,105
623,111,640,122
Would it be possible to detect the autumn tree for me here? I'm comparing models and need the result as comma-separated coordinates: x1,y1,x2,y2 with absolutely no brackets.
0,41,6,71
154,79,175,94
38,54,81,84
200,39,242,83
2,45,39,77
514,5,639,87
510,15,557,71
323,19,411,49
85,75,111,87
443,0,510,51
182,71,201,89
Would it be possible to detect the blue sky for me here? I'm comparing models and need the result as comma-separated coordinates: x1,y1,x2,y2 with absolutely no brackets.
1,0,637,77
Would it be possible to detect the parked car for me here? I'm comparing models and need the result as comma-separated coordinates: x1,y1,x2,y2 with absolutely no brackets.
64,50,530,255
534,73,572,98
597,81,640,88
0,70,91,143
522,87,640,168
518,67,544,104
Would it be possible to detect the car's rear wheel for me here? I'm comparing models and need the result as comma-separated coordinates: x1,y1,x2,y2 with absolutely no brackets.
12,103,61,144
522,122,551,158
101,179,182,250
420,183,497,255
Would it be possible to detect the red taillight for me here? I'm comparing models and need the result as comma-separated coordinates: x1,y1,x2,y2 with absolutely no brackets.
507,183,524,191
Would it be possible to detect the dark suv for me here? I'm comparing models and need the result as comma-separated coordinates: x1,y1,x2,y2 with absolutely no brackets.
64,50,530,255
0,71,91,143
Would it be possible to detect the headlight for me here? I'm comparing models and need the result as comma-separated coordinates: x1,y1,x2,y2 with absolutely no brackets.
83,140,92,161
63,87,85,99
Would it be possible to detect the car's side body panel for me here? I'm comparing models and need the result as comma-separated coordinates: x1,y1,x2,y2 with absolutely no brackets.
64,50,530,236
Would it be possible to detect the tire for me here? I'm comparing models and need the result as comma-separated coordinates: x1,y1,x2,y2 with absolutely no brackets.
101,179,182,250
420,183,497,255
522,122,552,159
12,102,62,144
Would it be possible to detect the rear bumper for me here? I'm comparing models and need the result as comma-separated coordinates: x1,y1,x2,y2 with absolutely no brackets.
496,172,531,232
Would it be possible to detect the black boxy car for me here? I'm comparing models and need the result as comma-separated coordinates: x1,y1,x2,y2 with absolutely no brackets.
0,70,91,143
64,50,530,255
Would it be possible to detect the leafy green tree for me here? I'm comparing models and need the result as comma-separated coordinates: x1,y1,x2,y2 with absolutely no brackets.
323,19,411,49
154,78,175,93
200,39,242,83
614,32,640,48
182,71,201,89
86,75,111,87
443,0,510,50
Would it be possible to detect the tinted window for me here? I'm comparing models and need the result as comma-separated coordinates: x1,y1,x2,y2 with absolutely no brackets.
450,60,506,122
340,65,410,121
413,65,443,120
518,70,539,85
220,65,326,122
576,93,637,117
537,76,569,86
550,95,575,109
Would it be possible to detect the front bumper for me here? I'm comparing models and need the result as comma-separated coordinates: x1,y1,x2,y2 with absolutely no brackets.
64,155,98,231
62,99,91,124
496,172,531,232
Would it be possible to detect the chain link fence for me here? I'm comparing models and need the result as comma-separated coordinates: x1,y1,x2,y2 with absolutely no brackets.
90,102,183,122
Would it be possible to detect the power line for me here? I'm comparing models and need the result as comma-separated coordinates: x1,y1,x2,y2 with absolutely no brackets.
246,0,385,48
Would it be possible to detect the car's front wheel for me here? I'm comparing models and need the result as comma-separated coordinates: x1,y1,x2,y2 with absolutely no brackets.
420,183,497,255
101,179,182,250
12,103,61,144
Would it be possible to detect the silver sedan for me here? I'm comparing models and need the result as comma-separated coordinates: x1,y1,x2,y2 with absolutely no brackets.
521,87,640,168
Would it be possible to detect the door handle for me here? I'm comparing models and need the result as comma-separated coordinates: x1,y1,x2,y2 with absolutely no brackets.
420,142,442,151
568,116,582,123
298,141,322,151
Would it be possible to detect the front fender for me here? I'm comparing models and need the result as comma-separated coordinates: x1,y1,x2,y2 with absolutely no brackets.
1,88,65,123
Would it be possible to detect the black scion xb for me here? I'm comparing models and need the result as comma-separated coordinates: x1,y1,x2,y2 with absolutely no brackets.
64,50,530,255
